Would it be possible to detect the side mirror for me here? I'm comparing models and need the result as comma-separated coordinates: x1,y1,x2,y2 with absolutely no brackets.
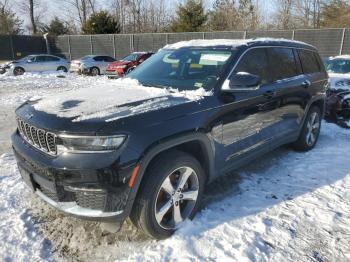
223,72,261,91
27,60,32,63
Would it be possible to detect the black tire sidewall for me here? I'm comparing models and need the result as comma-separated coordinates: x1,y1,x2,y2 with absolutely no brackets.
134,151,205,239
90,67,99,76
57,66,67,72
14,67,24,76
296,106,322,151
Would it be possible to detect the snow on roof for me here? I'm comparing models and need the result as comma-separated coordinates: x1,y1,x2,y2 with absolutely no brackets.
163,38,312,49
328,55,350,60
164,39,250,49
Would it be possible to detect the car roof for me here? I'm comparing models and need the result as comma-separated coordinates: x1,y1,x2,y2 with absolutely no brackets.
164,38,317,51
328,55,350,60
28,54,61,57
132,52,154,55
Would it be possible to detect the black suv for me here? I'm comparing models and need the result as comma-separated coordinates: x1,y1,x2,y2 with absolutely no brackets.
12,38,328,239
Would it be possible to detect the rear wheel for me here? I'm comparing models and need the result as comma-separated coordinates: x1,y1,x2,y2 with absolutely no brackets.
90,67,100,76
130,150,205,239
57,66,67,72
293,106,321,151
13,67,25,76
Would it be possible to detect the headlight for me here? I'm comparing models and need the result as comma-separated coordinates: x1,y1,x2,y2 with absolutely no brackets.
116,65,127,69
57,135,126,153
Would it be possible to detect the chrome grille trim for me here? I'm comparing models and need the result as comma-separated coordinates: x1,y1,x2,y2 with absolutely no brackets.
16,118,57,155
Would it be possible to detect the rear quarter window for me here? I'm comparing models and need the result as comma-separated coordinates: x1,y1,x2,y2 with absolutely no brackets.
298,49,321,74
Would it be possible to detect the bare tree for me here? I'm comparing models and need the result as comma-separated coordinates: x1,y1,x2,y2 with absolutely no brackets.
29,0,36,33
19,0,45,34
293,0,322,28
111,0,170,33
274,0,294,29
61,0,97,28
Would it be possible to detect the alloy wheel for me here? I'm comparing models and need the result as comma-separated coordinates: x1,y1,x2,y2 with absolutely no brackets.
91,67,99,76
306,111,320,146
154,166,199,229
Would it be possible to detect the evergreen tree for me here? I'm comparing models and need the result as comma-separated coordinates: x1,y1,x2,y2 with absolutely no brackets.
41,17,70,35
82,11,121,34
321,0,350,28
170,0,207,32
0,4,23,34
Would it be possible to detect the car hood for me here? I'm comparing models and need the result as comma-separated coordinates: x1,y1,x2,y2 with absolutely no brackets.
110,61,130,66
16,79,209,134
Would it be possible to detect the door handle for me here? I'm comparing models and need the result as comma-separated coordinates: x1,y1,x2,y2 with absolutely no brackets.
301,80,311,88
263,90,276,99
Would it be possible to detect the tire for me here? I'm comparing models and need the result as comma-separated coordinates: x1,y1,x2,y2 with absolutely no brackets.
293,106,322,151
90,67,100,76
130,150,205,239
13,67,25,76
57,66,68,72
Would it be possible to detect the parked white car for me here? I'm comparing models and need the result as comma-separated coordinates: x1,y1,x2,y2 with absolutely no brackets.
7,54,70,76
70,55,116,76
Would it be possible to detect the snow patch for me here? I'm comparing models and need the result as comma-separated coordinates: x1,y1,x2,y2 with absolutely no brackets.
32,77,210,122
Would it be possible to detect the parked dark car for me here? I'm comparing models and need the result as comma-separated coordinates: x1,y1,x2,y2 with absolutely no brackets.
105,52,154,78
12,38,327,239
324,56,350,128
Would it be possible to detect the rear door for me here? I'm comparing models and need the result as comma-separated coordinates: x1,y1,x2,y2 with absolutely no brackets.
263,47,308,142
44,56,61,70
297,49,328,104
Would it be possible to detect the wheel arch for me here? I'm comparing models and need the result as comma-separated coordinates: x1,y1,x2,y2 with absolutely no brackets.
127,132,215,204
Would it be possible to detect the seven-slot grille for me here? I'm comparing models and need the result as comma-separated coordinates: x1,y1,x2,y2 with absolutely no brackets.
17,118,57,155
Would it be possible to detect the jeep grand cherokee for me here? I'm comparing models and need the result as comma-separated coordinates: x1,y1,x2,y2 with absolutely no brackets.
12,38,328,239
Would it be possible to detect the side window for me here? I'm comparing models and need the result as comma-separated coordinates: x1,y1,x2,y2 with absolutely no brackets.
45,56,60,62
267,47,299,81
298,49,320,74
235,48,270,84
35,56,46,62
93,56,103,62
104,56,115,62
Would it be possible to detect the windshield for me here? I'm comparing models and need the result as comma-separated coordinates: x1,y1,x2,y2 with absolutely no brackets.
80,55,93,60
122,53,140,61
127,48,235,91
326,59,350,74
17,55,34,62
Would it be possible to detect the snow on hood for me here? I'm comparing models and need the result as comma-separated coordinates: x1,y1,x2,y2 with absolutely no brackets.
32,78,211,122
328,72,350,91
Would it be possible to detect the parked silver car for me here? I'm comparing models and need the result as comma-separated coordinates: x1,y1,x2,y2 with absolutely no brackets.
8,54,70,76
70,55,116,76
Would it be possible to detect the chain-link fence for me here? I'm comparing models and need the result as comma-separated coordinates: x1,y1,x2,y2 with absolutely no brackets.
1,28,350,61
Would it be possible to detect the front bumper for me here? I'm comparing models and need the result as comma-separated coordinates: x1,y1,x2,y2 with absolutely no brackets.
106,70,122,78
12,131,139,223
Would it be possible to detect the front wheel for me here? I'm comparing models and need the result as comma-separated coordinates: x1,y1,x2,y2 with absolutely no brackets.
130,150,205,239
57,66,67,72
90,67,100,76
293,106,322,151
13,67,25,76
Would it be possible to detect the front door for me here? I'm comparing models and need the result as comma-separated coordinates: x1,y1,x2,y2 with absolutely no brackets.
216,47,281,172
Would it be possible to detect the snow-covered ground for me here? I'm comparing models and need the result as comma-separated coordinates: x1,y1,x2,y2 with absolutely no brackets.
0,73,350,261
